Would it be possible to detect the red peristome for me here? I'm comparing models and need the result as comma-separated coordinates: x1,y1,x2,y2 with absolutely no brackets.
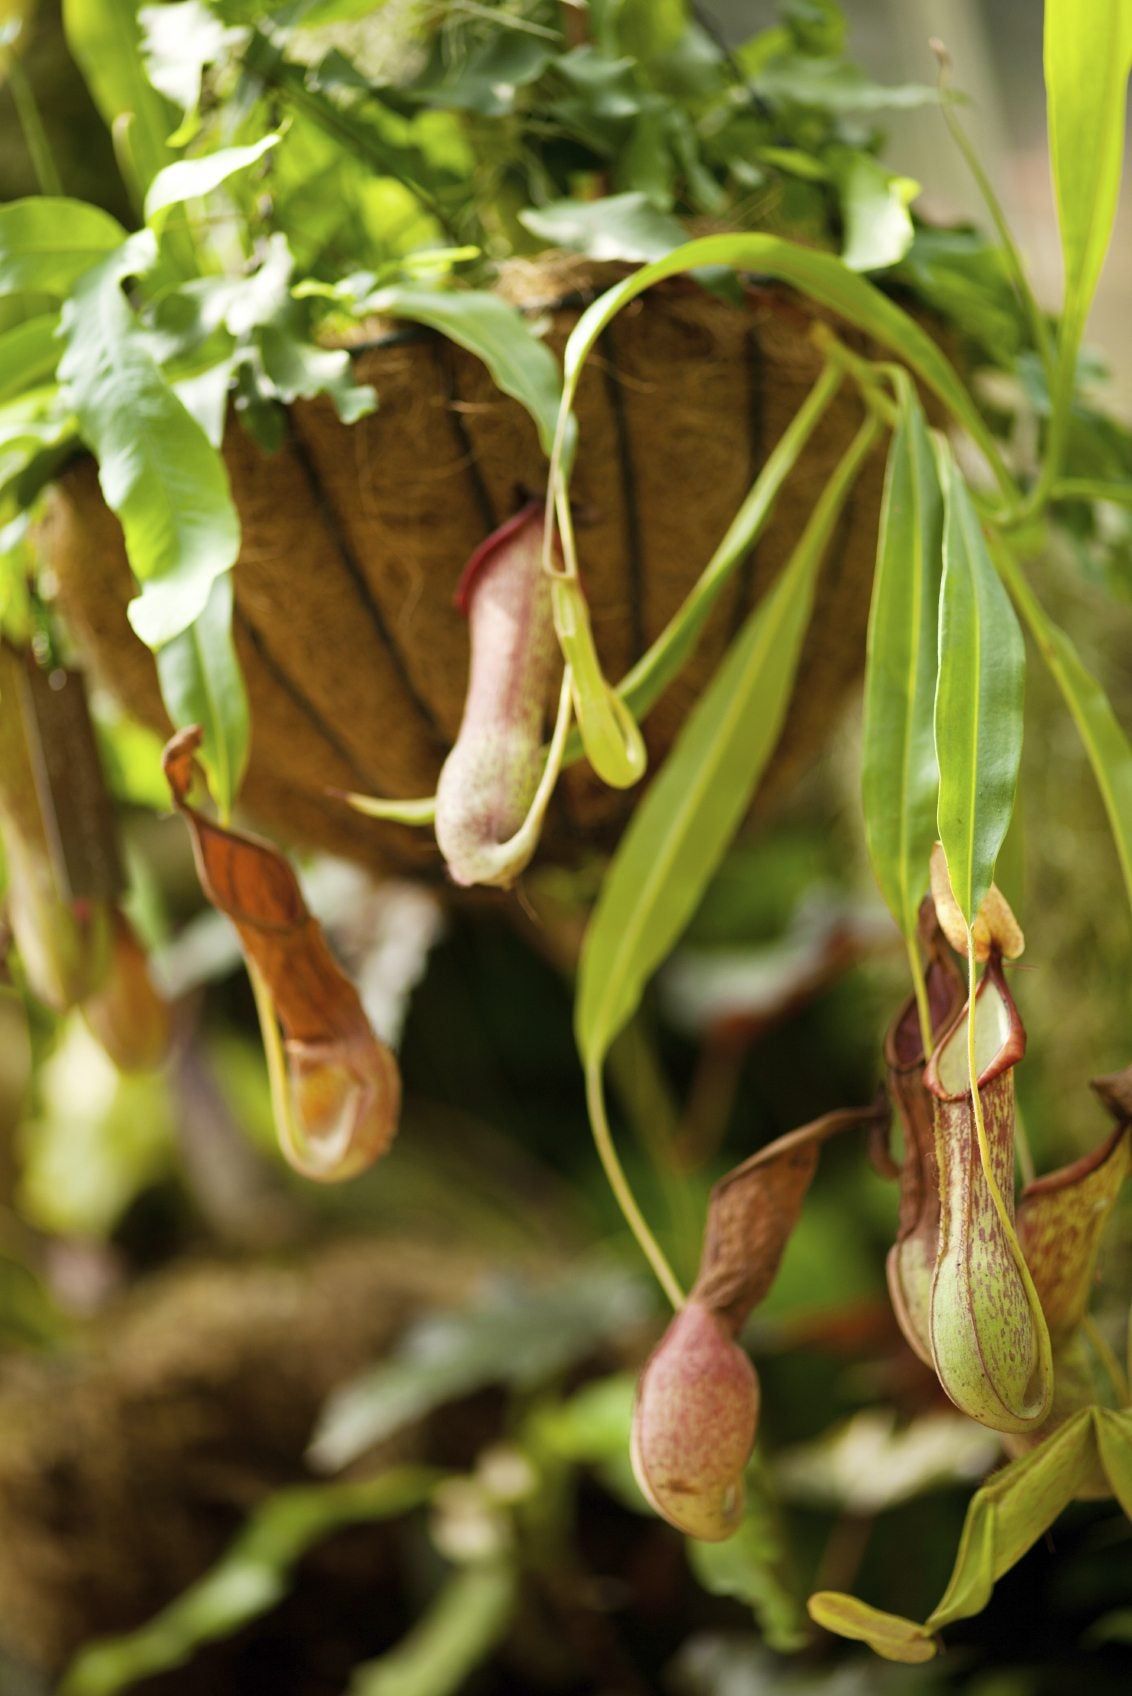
453,501,547,614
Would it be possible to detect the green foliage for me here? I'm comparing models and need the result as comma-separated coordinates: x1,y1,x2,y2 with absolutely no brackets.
933,448,1025,923
861,382,944,940
0,197,124,293
58,232,241,650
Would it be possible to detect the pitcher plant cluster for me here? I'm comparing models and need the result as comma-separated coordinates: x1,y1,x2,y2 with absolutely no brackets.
1,0,1132,1663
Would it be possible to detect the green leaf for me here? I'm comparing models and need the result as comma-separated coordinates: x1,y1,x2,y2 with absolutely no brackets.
62,0,179,201
807,1592,936,1664
750,53,937,114
519,192,688,265
309,1268,646,1473
835,152,918,273
555,232,1008,497
810,1408,1100,1663
861,383,944,939
0,199,126,297
155,574,249,819
933,450,1025,922
144,133,281,222
58,231,242,651
0,313,59,401
994,543,1132,921
1096,1407,1132,1516
348,1561,515,1696
575,414,879,1069
60,1468,439,1696
1045,0,1132,350
925,1408,1098,1631
356,285,562,457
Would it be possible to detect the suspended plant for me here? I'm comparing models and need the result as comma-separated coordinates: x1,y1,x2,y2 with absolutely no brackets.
0,0,1130,1680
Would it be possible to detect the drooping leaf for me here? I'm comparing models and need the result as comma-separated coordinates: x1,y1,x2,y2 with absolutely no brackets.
1044,0,1132,353
0,199,126,297
925,1408,1100,1632
861,384,944,939
60,1469,439,1696
519,193,688,264
154,573,248,817
575,414,879,1070
934,448,1025,923
807,1593,936,1664
144,133,281,222
163,726,401,1181
810,1408,1101,1662
349,1560,516,1696
993,542,1132,919
57,231,242,651
345,284,562,456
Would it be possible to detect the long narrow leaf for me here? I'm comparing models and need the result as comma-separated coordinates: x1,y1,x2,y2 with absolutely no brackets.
576,415,880,1069
994,544,1132,917
862,381,944,938
1045,0,1132,350
934,450,1025,922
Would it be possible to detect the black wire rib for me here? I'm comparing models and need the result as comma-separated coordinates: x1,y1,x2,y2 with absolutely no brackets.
732,317,767,631
600,323,647,663
430,337,499,536
235,607,379,789
283,414,447,747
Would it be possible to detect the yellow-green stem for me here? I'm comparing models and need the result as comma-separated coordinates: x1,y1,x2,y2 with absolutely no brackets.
906,933,935,1059
584,1060,686,1311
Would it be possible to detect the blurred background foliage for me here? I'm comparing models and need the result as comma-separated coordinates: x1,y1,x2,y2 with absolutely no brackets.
0,1,1129,1693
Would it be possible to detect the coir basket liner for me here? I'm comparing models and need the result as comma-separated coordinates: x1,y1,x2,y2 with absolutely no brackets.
45,257,887,878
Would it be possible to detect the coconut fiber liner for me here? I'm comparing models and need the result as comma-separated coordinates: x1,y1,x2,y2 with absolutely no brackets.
45,257,888,878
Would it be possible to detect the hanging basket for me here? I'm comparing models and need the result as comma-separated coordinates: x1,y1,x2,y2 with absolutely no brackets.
45,255,886,878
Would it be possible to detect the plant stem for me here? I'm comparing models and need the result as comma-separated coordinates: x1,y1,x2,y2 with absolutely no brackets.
7,58,63,196
936,80,1056,383
584,1061,685,1311
906,933,935,1058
